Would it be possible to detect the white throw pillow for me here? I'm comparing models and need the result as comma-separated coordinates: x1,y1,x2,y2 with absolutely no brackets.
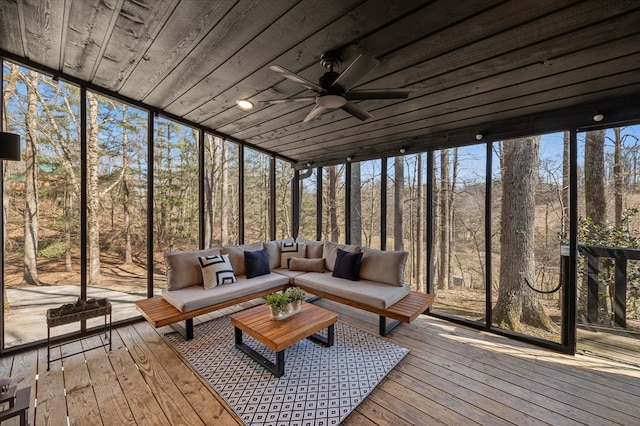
199,254,237,288
280,242,306,268
165,247,221,291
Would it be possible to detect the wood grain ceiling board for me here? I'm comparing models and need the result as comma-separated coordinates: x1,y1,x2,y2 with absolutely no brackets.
195,0,500,128
216,0,596,140
2,0,640,168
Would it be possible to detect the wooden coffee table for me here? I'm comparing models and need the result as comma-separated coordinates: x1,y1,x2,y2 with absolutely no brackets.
230,302,338,377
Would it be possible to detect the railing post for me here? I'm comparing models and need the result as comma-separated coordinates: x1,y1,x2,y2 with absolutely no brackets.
586,254,599,323
614,253,627,328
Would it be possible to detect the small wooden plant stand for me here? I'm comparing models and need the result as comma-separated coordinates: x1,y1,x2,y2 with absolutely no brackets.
46,298,112,371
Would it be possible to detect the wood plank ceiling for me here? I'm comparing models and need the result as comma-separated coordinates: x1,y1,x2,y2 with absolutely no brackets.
2,0,640,168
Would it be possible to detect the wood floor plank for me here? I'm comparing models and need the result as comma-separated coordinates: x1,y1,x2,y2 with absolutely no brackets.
81,334,136,425
396,316,640,424
36,345,68,426
61,339,102,426
364,386,451,425
131,321,242,425
342,409,382,425
390,328,633,425
109,328,172,426
352,397,415,426
4,300,639,426
116,323,205,426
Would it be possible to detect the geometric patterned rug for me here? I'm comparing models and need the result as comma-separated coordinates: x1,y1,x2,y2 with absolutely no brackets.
165,314,409,425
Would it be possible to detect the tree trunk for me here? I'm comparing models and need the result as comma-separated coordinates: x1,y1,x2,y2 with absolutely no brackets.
613,127,623,228
562,131,570,237
439,149,450,290
87,92,101,286
3,64,19,261
494,136,554,332
65,181,72,272
327,165,339,242
585,130,606,225
221,139,229,246
584,129,607,313
416,154,423,291
23,70,40,285
394,157,404,251
350,162,362,246
450,148,458,288
204,135,215,247
121,106,133,264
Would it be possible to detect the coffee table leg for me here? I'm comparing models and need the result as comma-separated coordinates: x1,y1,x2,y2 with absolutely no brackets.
235,326,243,345
275,350,285,377
307,324,335,347
234,326,285,378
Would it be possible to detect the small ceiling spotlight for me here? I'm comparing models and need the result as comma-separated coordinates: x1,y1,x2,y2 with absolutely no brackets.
346,156,352,162
399,147,406,154
475,132,484,141
306,161,312,167
236,99,254,110
593,113,604,122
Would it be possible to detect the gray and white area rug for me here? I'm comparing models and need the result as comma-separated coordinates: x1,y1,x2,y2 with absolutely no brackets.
165,314,409,425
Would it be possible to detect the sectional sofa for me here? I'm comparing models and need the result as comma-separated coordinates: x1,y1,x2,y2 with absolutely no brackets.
136,237,435,339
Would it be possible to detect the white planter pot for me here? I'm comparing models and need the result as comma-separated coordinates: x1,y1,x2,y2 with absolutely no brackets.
270,301,302,320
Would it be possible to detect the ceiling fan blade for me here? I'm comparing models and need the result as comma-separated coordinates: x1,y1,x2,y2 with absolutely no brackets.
340,101,372,121
266,97,316,104
331,54,378,92
269,65,324,92
346,89,409,100
303,105,329,122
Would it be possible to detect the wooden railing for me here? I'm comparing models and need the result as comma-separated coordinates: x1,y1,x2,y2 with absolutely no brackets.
575,244,640,328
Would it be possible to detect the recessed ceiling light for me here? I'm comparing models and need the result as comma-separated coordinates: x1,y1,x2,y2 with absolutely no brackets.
236,99,254,110
593,113,604,122
475,133,484,141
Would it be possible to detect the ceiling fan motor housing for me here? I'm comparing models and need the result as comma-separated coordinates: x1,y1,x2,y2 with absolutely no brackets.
319,71,341,91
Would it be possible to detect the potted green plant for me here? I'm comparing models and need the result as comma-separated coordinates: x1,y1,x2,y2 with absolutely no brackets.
285,287,306,311
265,292,290,320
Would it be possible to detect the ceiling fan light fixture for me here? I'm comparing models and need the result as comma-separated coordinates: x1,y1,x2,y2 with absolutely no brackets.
316,94,346,108
236,99,254,110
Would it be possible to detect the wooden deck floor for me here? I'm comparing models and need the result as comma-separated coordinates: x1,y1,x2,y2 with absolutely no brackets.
1,299,640,425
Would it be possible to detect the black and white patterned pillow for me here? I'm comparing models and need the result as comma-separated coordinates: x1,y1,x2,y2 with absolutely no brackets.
280,242,306,269
199,254,237,288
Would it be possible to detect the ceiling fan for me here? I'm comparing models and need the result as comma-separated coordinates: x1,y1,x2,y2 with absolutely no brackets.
267,51,409,122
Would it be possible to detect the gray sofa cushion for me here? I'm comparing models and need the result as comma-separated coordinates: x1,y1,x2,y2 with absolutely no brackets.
322,241,360,271
360,248,408,287
165,247,221,291
294,272,410,309
221,242,264,276
162,272,289,313
271,268,308,281
296,236,324,258
263,237,294,270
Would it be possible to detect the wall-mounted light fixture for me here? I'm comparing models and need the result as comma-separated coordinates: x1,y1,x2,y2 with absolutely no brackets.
236,99,254,110
593,113,604,122
0,132,21,161
475,132,484,141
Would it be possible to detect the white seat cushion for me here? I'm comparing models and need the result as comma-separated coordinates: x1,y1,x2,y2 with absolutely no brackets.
294,272,410,309
162,273,289,313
